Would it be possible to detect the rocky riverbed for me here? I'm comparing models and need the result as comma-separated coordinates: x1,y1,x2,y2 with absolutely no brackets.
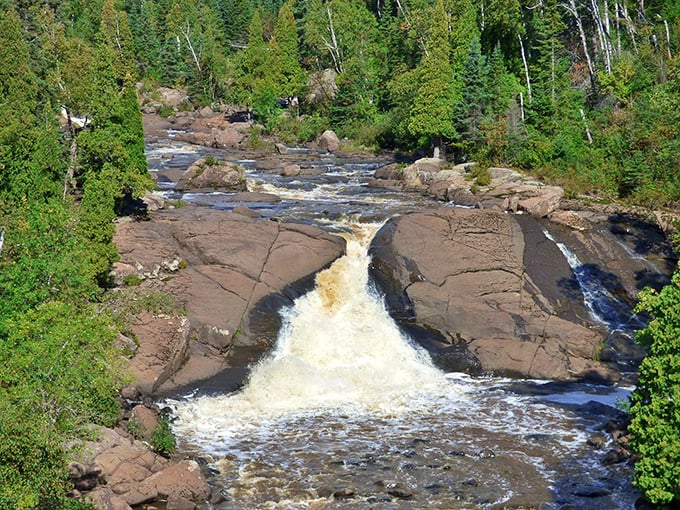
73,107,677,509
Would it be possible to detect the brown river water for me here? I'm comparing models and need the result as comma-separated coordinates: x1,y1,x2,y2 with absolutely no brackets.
147,137,643,509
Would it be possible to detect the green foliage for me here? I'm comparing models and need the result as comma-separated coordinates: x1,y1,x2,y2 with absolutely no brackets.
0,302,126,507
150,417,176,455
408,0,456,156
629,270,680,505
269,0,305,98
123,274,143,286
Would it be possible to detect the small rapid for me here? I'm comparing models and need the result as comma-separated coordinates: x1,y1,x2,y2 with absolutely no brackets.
542,228,642,332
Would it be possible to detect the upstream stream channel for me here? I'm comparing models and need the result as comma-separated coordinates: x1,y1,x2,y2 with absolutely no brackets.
145,131,670,510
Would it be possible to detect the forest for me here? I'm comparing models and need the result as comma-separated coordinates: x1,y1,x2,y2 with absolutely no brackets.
0,0,679,507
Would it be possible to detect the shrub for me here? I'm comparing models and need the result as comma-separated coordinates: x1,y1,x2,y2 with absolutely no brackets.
629,270,680,505
150,417,175,456
122,274,143,287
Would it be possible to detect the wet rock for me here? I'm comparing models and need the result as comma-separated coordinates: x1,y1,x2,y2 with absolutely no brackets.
166,495,197,510
601,448,630,465
388,487,415,499
332,487,356,499
114,207,345,395
476,448,496,459
281,164,301,177
226,191,281,203
573,484,612,497
587,434,607,449
232,205,260,218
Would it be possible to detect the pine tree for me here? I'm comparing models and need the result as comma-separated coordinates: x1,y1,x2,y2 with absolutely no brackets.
127,0,162,78
100,0,137,79
408,0,456,158
455,37,490,150
270,0,305,99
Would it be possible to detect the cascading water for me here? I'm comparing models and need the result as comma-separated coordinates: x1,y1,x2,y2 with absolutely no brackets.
169,221,637,509
541,228,642,332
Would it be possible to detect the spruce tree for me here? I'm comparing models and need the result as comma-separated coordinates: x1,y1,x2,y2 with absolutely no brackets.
270,0,305,99
455,37,490,150
408,0,456,158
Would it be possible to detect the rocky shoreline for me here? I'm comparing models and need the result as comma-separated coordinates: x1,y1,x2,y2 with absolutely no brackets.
74,108,677,509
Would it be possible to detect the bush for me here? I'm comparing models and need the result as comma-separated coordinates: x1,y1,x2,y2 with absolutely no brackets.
150,417,175,456
629,269,680,505
0,301,127,507
122,274,143,286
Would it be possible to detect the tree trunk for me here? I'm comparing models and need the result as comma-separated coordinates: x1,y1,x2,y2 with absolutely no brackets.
518,32,532,103
432,135,444,160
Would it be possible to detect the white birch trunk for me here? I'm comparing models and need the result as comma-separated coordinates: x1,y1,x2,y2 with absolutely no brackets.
562,0,596,84
518,32,532,103
182,20,201,72
580,108,593,144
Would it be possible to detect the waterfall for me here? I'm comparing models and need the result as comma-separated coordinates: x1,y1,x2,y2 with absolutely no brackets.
172,221,442,433
542,228,639,331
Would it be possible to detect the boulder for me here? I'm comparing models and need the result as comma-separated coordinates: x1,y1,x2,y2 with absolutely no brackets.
156,87,189,108
85,487,133,510
212,126,245,148
121,460,211,506
175,158,247,192
129,405,160,442
306,68,338,105
518,186,563,217
373,163,403,180
369,208,613,381
114,207,346,394
548,210,592,231
318,130,341,152
281,164,302,177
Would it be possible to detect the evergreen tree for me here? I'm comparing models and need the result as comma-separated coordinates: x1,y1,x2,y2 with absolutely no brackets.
454,37,490,150
408,0,456,158
236,7,277,119
270,0,306,99
0,7,62,202
127,0,162,78
100,0,137,79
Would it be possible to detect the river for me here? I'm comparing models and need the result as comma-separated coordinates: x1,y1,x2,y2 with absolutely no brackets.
146,134,644,509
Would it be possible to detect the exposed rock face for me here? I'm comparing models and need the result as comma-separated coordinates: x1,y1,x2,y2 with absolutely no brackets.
175,158,247,192
370,158,566,218
113,207,345,394
369,208,615,381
